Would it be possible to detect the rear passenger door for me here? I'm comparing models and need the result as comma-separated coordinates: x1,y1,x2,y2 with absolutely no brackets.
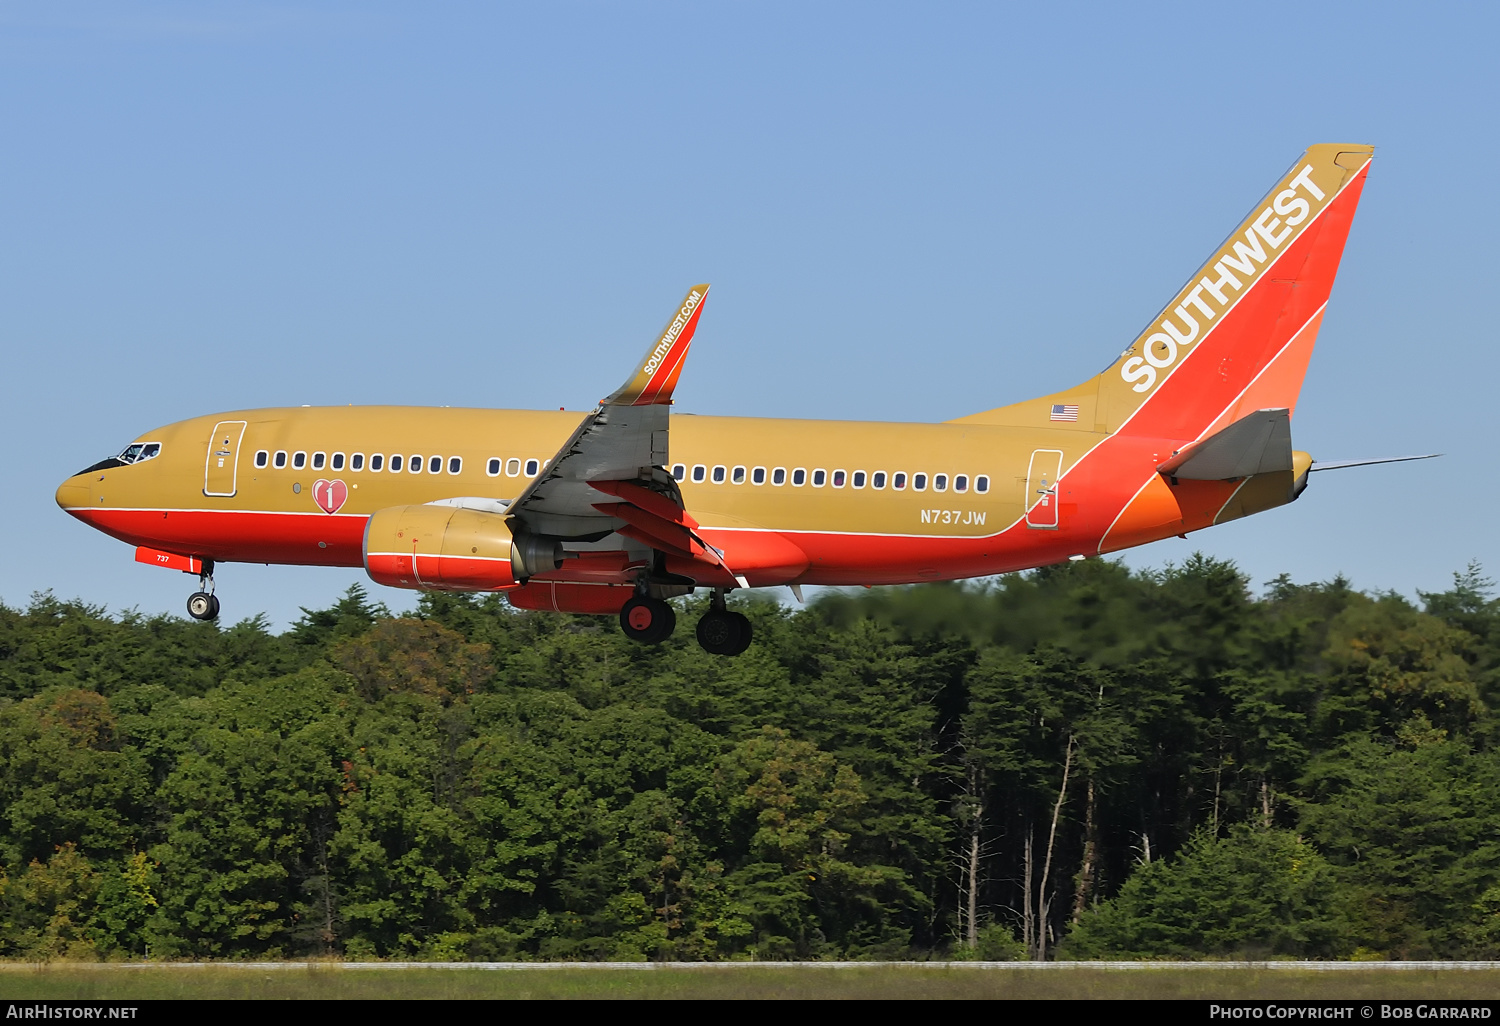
1025,449,1063,529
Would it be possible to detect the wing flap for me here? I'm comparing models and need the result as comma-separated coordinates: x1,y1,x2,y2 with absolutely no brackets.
590,478,700,529
593,502,695,555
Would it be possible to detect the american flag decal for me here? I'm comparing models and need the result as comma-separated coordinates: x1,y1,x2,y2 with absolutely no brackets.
1050,404,1080,422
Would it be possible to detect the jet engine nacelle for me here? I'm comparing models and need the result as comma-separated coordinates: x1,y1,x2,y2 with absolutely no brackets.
364,504,526,592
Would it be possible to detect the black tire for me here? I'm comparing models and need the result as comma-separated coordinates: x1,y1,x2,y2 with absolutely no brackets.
656,603,677,643
696,609,738,654
723,611,752,655
207,594,221,620
697,609,753,656
620,595,675,644
187,592,217,621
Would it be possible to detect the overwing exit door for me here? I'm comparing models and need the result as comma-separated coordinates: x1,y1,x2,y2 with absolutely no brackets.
1025,449,1064,529
204,421,247,497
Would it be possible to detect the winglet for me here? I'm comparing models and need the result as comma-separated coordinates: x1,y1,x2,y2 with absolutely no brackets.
606,285,711,406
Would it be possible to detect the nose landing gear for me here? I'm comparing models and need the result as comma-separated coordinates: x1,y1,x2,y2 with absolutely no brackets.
186,560,220,622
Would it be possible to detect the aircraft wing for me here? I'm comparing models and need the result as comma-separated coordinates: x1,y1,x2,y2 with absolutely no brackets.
503,285,718,553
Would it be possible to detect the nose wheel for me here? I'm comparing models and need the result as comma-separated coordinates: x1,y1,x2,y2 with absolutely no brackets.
186,561,220,622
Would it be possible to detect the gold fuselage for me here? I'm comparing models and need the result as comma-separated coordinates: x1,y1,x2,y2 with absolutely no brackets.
57,404,1157,588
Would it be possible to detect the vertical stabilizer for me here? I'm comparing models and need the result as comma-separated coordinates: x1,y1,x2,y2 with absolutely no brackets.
954,145,1373,442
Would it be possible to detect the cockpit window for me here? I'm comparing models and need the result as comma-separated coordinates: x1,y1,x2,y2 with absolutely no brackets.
119,443,161,465
78,441,162,476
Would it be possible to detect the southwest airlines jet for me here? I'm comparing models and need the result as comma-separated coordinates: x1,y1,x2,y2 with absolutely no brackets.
56,144,1417,655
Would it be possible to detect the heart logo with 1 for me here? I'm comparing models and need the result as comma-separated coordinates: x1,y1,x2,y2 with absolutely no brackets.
312,479,348,514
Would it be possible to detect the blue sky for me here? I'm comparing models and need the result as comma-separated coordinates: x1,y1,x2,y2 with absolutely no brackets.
3,1,1495,629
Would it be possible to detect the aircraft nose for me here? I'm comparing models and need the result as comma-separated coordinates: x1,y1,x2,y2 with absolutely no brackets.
55,475,90,511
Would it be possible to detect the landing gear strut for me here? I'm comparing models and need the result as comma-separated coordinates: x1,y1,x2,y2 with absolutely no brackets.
696,590,751,656
186,560,219,622
619,593,675,644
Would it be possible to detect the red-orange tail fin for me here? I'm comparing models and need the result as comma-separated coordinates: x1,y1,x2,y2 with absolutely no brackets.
951,145,1373,440
1100,144,1373,440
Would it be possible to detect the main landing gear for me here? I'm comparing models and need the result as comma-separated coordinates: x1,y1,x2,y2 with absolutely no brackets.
186,560,220,622
618,588,752,656
696,591,752,656
619,593,676,644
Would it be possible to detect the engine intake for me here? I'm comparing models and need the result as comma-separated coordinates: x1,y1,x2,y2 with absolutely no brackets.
364,504,522,591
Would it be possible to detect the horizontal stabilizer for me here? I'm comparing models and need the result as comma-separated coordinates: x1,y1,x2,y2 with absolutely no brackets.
1157,408,1292,481
1309,454,1442,472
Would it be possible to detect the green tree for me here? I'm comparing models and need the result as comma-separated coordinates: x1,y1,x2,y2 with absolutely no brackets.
718,726,914,958
0,689,152,867
1298,736,1500,958
1063,825,1352,959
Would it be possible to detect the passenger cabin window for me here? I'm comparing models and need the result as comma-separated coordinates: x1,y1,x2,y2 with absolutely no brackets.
448,457,462,474
352,453,364,471
792,468,807,486
812,469,827,487
934,474,947,492
312,452,326,470
487,458,501,476
390,455,403,472
371,454,384,472
430,456,443,474
712,465,726,484
409,455,422,473
691,464,707,483
672,464,686,481
872,471,886,489
293,452,307,470
731,466,746,484
852,471,866,488
752,467,766,485
893,472,907,490
274,451,288,469
832,470,846,488
954,474,968,492
772,467,787,485
255,450,269,468
506,458,521,477
524,458,540,477
332,453,346,471
976,475,990,493
913,473,928,491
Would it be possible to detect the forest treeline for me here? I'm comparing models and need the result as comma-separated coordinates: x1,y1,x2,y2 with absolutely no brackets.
3,555,1500,961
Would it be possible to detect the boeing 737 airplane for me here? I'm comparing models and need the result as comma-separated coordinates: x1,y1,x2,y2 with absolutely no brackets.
56,143,1421,654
